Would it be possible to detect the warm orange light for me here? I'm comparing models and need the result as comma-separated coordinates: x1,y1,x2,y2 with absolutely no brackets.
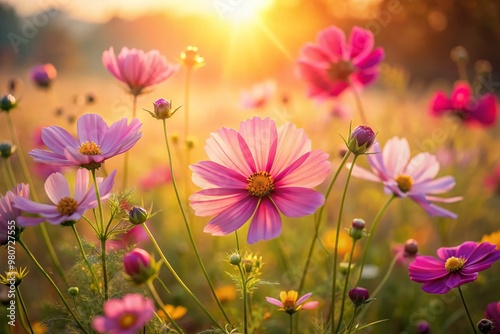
214,0,274,24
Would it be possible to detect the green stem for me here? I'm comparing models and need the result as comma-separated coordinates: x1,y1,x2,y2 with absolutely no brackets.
237,262,248,334
355,195,396,286
146,280,184,334
122,94,138,189
142,223,223,330
329,155,358,331
346,306,360,334
6,113,34,190
38,223,69,285
335,239,358,334
70,224,100,294
3,158,17,188
458,286,478,334
161,119,232,326
371,253,399,298
183,66,192,147
298,151,352,294
289,314,294,334
91,169,108,300
16,288,34,334
19,239,89,333
1,163,11,189
350,85,368,125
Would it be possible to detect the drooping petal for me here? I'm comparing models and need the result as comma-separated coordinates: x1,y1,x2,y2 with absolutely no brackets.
247,198,282,243
203,197,258,236
409,194,458,218
272,187,324,217
410,176,456,195
355,48,384,70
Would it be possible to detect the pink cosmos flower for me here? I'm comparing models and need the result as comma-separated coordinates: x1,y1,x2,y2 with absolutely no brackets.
92,293,155,334
102,47,179,96
485,301,500,334
430,81,497,127
139,164,171,191
189,117,330,243
408,241,500,294
108,226,149,250
0,184,30,245
29,114,142,169
240,80,276,109
350,137,462,218
13,169,116,226
266,290,319,315
297,26,384,100
30,63,57,88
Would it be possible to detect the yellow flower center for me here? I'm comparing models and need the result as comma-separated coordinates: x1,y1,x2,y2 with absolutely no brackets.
246,171,274,197
395,174,414,193
280,290,299,315
56,197,78,216
118,313,137,329
445,256,466,272
78,141,102,155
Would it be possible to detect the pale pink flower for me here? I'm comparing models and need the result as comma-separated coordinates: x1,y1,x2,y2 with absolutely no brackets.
351,137,462,218
189,117,330,243
29,113,142,169
0,184,30,245
297,26,384,100
13,169,116,226
102,47,179,96
92,293,155,334
240,80,276,109
139,164,171,191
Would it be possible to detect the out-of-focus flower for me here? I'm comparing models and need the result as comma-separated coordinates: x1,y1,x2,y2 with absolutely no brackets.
348,287,370,306
323,230,359,258
485,301,500,334
0,267,28,287
139,164,171,191
430,81,497,127
108,226,149,250
330,103,351,120
215,285,237,303
347,125,375,155
189,117,330,243
32,322,48,334
102,47,179,96
147,98,174,120
409,241,500,294
180,46,204,69
0,184,30,245
31,127,65,178
0,94,17,112
416,320,431,334
392,239,419,266
92,293,155,334
123,248,158,284
266,290,319,315
351,137,462,218
481,231,500,250
478,318,494,334
0,141,16,158
485,163,500,195
240,80,276,110
297,25,384,100
29,113,142,170
157,305,187,321
128,207,149,225
30,64,57,89
13,169,116,226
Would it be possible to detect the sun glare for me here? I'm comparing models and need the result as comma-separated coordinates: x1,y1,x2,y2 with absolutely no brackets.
219,0,274,24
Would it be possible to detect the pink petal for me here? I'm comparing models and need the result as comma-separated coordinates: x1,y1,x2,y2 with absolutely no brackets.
451,81,471,109
382,137,410,178
190,161,247,189
409,194,458,218
270,122,311,176
299,43,331,64
410,176,456,194
296,292,312,305
247,198,282,243
350,164,382,182
238,117,278,172
190,189,249,216
17,216,46,227
405,153,440,183
77,114,108,144
302,301,319,310
317,26,347,60
355,48,384,69
44,172,70,204
275,150,330,188
272,187,324,217
430,91,453,115
470,93,497,126
203,197,258,236
266,297,283,308
39,126,79,155
348,26,374,61
73,168,90,202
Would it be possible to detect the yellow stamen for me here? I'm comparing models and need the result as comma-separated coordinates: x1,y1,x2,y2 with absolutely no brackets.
56,197,78,216
395,174,414,193
246,171,274,197
78,141,102,155
445,256,466,272
118,313,137,329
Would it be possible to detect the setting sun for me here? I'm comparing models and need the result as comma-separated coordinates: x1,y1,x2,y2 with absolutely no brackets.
213,0,274,24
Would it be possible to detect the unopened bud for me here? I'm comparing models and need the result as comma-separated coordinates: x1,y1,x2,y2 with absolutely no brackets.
0,94,16,112
68,287,79,296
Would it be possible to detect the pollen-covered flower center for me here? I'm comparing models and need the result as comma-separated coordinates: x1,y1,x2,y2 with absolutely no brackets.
246,172,275,197
56,197,78,216
327,60,355,81
395,174,414,193
78,141,102,155
283,298,296,310
118,313,137,329
445,256,466,272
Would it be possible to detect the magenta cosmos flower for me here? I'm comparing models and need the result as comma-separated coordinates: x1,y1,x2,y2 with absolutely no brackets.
189,117,330,243
0,184,30,245
92,293,155,334
430,81,497,127
409,241,500,294
485,301,500,334
266,290,319,315
29,113,142,169
13,169,116,226
297,25,384,100
30,63,57,88
102,47,179,96
351,137,462,218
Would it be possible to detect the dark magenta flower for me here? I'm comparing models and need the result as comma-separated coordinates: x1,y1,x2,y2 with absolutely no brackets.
30,63,57,88
409,241,500,294
348,287,370,306
430,81,497,127
485,301,500,334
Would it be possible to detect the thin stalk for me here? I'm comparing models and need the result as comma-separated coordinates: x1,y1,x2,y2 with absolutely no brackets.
91,169,108,300
289,315,293,334
16,288,34,334
335,239,357,334
328,155,358,331
237,262,248,334
142,223,224,330
346,306,360,334
161,119,232,326
3,158,17,187
458,286,477,334
70,224,100,294
298,151,352,294
6,113,34,190
2,165,11,189
146,280,184,334
183,66,192,148
350,85,368,125
355,195,396,286
19,239,89,333
122,94,138,189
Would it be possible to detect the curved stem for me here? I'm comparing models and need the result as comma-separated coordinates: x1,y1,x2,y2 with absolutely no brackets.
142,223,224,330
328,154,358,331
335,239,357,334
298,151,352,294
16,287,34,334
19,239,89,333
355,195,396,286
162,119,232,326
146,280,184,334
458,286,478,334
70,224,100,294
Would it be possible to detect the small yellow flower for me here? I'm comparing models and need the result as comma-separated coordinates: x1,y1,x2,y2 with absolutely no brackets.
0,267,28,287
215,285,237,303
157,304,187,321
180,46,204,69
266,290,319,315
481,231,500,249
32,322,48,334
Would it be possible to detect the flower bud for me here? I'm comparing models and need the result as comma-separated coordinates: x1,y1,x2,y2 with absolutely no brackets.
123,248,157,284
450,46,468,63
416,320,430,334
347,125,375,155
129,206,149,225
229,253,241,265
180,46,204,68
404,239,418,256
0,94,16,112
153,98,172,119
348,287,370,306
68,287,79,296
0,141,16,158
349,218,365,240
477,319,493,334
30,63,57,88
351,218,365,230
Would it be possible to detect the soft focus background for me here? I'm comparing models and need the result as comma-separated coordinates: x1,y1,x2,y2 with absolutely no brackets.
1,0,500,333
